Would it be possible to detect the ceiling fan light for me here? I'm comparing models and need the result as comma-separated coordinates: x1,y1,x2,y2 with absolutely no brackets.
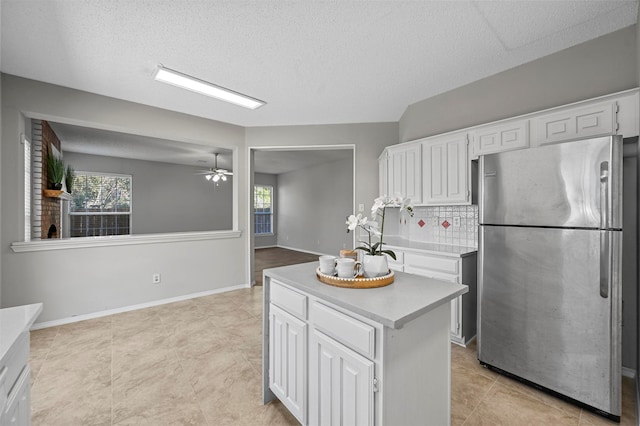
221,174,227,181
153,65,265,110
205,174,212,181
212,174,220,182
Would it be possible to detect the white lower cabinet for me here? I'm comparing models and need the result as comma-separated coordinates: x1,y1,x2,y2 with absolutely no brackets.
264,275,455,425
402,250,477,346
1,366,30,426
308,329,374,426
269,303,307,424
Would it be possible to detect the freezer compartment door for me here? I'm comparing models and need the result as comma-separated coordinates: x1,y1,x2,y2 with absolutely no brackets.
479,135,622,229
478,226,621,415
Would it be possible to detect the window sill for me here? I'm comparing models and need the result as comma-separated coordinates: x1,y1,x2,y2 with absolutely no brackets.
255,233,274,237
11,230,242,253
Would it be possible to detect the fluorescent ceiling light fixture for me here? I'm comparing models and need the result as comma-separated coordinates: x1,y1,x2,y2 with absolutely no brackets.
153,65,265,110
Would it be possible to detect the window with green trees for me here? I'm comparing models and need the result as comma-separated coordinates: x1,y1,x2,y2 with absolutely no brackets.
70,172,132,237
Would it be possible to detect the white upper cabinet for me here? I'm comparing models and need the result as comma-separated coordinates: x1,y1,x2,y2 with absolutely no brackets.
470,119,529,159
531,100,618,146
385,142,422,203
422,133,470,205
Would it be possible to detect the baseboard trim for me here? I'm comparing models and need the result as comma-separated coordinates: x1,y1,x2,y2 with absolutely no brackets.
255,245,278,250
622,367,636,379
31,284,251,330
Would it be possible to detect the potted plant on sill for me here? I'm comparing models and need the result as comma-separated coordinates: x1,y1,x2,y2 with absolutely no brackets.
46,153,65,190
346,195,414,277
65,165,75,194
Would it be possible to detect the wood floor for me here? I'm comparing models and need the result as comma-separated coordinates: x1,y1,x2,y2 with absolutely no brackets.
254,247,318,285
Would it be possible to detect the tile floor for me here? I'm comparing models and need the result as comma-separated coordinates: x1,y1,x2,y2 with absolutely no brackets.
29,286,637,425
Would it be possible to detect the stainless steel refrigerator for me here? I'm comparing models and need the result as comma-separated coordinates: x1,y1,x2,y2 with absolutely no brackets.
478,135,622,420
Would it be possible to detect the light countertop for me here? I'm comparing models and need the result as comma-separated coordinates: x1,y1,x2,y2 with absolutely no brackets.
383,236,477,257
264,262,467,329
0,303,43,365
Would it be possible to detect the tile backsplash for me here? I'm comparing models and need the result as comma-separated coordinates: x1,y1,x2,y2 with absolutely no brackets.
391,205,479,248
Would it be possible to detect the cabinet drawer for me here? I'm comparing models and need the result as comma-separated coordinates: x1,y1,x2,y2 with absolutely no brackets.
404,253,459,275
271,280,307,320
0,331,29,416
310,302,375,359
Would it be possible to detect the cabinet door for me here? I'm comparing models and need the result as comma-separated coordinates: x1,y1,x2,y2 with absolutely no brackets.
309,329,374,426
1,366,30,426
269,304,307,424
423,134,469,205
470,119,529,159
531,100,618,146
387,143,422,203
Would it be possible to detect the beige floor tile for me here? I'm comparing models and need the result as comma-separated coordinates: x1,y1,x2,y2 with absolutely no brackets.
112,401,208,425
29,326,58,361
262,400,300,425
464,381,580,426
495,374,583,419
451,368,496,425
112,359,199,424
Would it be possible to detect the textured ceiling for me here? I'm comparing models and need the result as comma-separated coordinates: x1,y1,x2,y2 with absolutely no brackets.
2,0,637,128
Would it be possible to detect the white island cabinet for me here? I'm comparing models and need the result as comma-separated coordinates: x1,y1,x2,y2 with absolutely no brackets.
0,303,43,426
262,262,467,426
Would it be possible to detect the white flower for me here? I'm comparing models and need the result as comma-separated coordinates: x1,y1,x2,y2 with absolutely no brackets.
371,196,387,216
346,214,361,231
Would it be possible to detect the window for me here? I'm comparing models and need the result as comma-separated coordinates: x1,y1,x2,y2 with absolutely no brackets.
254,185,273,235
23,136,31,241
70,172,132,237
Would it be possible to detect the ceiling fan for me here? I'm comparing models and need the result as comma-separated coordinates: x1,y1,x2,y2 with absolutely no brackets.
199,153,233,185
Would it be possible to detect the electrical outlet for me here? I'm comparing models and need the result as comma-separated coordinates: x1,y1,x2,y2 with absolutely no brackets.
431,217,438,226
152,273,161,284
453,217,461,227
358,203,365,212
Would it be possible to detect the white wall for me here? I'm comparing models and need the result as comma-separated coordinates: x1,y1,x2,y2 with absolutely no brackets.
64,152,233,233
1,74,247,323
254,172,277,248
277,157,353,255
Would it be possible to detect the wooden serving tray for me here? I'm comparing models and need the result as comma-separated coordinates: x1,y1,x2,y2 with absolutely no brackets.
316,267,394,289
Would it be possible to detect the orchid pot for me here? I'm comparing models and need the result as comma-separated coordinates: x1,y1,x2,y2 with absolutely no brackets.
362,254,389,278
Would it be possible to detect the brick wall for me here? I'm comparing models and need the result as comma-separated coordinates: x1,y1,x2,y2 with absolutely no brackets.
34,120,63,239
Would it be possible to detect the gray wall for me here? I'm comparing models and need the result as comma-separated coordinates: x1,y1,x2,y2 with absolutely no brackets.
399,25,638,142
277,157,353,255
254,172,277,248
64,152,233,234
622,147,638,370
2,74,247,323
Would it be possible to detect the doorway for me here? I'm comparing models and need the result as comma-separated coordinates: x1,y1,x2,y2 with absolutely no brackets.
248,145,355,286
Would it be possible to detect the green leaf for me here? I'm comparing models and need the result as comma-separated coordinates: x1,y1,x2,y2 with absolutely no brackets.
381,249,396,260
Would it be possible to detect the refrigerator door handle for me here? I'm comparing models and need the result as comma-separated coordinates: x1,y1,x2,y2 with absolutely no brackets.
600,161,609,229
600,230,610,298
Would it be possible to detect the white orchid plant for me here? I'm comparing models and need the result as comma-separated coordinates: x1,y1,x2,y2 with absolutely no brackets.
346,195,414,259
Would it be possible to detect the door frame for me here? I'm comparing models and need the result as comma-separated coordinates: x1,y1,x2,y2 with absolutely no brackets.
247,144,356,286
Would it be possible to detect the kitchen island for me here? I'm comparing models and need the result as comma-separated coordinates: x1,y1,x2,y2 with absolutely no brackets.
262,262,467,426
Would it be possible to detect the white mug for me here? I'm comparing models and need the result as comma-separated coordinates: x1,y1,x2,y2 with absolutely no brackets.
319,255,337,275
335,258,363,278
